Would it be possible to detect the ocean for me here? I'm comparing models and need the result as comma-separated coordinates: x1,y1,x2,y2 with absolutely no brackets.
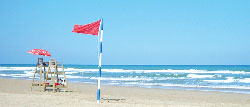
1,64,250,94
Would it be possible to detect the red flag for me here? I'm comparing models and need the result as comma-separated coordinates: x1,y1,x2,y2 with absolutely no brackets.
72,19,101,36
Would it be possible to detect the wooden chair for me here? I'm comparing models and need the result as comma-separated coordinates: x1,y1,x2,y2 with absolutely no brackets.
43,58,68,92
31,58,48,91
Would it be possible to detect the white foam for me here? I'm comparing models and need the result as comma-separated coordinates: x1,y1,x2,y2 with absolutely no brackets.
123,82,250,90
0,69,86,79
187,74,215,78
0,72,34,78
24,71,35,77
204,77,236,83
123,82,138,85
239,78,250,83
3,67,248,75
10,74,28,78
0,74,9,76
62,68,250,74
65,71,79,74
66,75,87,79
153,77,186,80
216,75,223,78
108,83,121,85
0,67,35,71
64,68,98,72
102,69,127,72
90,77,153,81
0,73,30,78
141,69,249,74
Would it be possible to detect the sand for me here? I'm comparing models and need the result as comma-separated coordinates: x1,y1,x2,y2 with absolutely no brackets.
0,78,250,107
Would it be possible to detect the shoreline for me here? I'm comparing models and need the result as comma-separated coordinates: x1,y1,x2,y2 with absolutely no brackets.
3,76,250,95
1,65,250,94
1,78,250,106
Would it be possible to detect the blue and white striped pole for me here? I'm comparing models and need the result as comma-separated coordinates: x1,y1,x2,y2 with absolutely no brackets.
97,18,103,103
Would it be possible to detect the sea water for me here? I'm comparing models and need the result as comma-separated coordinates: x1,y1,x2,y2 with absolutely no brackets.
1,64,250,94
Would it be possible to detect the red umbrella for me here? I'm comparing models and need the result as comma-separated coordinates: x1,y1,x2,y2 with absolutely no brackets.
27,49,51,57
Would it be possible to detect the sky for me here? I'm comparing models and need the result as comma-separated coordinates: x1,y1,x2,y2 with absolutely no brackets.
0,0,249,65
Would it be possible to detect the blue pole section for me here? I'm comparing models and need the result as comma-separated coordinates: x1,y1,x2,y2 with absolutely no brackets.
97,18,103,103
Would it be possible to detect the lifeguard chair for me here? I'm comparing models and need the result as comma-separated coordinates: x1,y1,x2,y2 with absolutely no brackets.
43,58,68,92
31,58,48,91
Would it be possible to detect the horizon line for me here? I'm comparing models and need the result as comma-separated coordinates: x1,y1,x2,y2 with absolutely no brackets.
0,64,250,66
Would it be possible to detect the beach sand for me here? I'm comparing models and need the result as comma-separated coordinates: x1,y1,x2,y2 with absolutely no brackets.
0,78,250,107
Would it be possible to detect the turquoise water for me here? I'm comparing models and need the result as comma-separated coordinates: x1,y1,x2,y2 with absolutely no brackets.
1,64,250,94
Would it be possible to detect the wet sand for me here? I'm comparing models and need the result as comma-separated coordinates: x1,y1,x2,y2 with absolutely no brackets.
0,78,250,107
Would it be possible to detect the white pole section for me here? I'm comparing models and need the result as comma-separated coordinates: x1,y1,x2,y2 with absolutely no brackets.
97,18,103,103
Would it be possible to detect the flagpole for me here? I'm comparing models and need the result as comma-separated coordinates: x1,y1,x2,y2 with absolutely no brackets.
72,19,103,103
97,18,103,103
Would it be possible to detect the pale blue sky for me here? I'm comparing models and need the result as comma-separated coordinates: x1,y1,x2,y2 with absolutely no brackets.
0,0,249,65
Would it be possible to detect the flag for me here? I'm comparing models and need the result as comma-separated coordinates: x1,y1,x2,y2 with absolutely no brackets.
72,18,103,103
72,19,101,36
